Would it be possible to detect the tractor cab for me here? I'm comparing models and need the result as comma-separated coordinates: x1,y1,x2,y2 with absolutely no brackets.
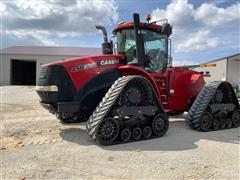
97,13,172,72
114,25,169,72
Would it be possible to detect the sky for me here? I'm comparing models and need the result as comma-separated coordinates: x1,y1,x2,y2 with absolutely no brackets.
1,0,239,65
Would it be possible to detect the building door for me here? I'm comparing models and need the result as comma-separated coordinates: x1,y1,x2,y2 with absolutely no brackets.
11,60,36,85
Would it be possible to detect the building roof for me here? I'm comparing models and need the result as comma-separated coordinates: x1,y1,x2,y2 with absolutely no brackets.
178,53,240,68
1,46,102,56
204,53,240,64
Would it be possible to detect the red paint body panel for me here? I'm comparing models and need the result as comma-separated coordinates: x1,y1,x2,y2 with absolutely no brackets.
43,54,205,112
165,68,205,111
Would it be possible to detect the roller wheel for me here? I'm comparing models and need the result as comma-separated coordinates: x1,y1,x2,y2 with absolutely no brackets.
199,112,213,131
120,128,131,142
219,119,226,129
132,127,142,140
212,119,219,130
96,118,120,145
143,126,152,138
225,119,232,128
152,113,168,137
232,109,240,127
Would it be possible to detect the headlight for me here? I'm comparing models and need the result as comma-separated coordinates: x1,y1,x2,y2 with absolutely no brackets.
35,85,58,92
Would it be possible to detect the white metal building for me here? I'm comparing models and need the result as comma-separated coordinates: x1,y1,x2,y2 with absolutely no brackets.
0,46,101,85
192,53,240,87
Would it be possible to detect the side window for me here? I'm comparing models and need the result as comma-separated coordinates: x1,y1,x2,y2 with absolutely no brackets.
143,31,167,72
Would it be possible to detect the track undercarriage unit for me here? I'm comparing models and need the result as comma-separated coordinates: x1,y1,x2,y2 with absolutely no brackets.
86,76,169,145
187,81,240,131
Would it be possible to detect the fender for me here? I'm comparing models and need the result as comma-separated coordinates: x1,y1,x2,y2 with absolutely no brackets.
117,65,160,97
167,68,206,111
73,69,121,104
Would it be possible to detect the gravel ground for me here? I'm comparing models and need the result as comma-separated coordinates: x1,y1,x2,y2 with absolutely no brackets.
1,86,239,179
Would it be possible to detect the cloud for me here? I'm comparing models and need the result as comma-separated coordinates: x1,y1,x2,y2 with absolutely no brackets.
151,0,240,53
152,0,195,30
195,3,240,27
2,30,57,47
176,30,220,52
173,59,197,66
1,0,118,47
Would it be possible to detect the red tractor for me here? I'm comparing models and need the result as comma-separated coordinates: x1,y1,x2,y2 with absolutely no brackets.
36,13,240,145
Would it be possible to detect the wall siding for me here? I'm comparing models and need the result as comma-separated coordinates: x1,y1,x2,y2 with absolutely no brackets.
193,59,227,82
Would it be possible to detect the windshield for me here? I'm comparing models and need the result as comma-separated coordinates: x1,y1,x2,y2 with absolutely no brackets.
116,29,168,72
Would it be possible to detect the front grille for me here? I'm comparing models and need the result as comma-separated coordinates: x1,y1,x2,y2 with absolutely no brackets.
37,65,76,105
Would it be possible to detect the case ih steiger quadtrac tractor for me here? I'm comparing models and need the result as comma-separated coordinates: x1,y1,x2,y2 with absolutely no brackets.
36,13,240,145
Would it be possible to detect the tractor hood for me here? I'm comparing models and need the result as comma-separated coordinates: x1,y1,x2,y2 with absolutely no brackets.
41,54,125,91
44,54,125,68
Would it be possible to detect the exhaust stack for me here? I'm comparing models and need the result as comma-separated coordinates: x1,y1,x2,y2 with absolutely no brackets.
96,25,113,54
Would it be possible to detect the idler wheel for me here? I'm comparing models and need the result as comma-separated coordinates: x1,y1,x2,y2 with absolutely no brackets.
96,118,120,145
132,127,142,140
143,126,152,138
232,109,240,127
152,113,168,137
120,128,131,142
199,112,213,131
212,119,219,130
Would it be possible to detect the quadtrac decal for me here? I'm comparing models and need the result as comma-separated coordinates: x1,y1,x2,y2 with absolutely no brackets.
71,59,119,72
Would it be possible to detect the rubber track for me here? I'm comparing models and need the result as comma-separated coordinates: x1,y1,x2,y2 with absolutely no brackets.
187,81,239,130
86,76,139,141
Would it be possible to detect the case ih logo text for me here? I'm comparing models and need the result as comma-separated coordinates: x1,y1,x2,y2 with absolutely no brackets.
71,59,119,72
99,59,119,66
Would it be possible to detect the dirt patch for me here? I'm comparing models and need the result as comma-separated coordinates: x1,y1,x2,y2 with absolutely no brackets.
1,136,24,150
1,86,239,179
